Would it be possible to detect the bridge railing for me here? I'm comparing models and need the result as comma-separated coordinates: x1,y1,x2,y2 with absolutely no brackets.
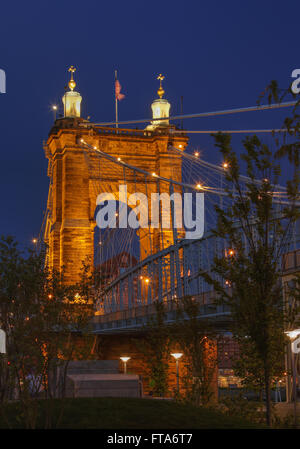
92,294,231,333
95,233,224,315
94,219,300,331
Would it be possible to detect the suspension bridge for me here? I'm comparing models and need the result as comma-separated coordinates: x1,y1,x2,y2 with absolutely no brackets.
40,69,300,337
77,137,300,334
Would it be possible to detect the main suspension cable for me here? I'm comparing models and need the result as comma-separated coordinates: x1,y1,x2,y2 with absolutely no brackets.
79,101,298,128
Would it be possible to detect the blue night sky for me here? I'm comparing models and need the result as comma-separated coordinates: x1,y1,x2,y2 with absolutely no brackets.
0,0,299,247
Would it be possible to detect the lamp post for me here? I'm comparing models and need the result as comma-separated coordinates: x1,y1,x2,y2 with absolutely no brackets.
52,105,57,120
171,353,183,393
32,238,38,253
120,356,131,374
285,329,300,427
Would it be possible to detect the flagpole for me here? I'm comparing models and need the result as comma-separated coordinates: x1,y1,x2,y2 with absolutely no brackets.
115,70,118,129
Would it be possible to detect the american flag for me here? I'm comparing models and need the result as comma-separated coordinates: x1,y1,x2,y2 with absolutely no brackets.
115,79,125,101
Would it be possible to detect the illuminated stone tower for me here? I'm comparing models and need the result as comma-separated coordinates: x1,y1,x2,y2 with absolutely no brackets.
44,69,188,284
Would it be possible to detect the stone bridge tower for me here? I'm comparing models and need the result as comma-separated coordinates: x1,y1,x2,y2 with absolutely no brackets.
43,68,188,284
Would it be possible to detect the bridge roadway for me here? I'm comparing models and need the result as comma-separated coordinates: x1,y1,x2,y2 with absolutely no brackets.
90,223,300,336
91,296,232,335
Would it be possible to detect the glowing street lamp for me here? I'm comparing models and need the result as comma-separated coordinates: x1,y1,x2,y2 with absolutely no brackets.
120,356,131,374
52,105,58,120
285,330,300,341
171,353,183,393
285,329,300,426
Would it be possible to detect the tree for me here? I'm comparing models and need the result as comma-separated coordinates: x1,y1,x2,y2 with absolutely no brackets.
135,301,171,397
0,236,97,428
232,336,282,400
199,94,300,425
173,296,218,406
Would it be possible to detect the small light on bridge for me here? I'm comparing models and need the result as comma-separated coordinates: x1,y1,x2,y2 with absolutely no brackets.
196,184,203,190
223,162,229,169
117,157,121,161
145,278,150,284
152,172,157,177
194,152,199,157
32,238,37,244
179,144,183,149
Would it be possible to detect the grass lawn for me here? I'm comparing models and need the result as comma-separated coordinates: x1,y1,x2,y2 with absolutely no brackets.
0,397,264,429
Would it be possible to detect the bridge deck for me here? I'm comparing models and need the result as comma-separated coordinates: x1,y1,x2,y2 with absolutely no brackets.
92,298,231,334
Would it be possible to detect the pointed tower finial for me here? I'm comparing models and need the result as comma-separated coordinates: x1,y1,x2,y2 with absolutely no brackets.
68,66,76,91
62,66,82,117
146,73,170,130
157,74,165,98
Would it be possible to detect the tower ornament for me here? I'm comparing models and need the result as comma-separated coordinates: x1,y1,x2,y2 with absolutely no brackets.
68,66,77,91
62,66,82,117
146,73,170,130
157,74,165,99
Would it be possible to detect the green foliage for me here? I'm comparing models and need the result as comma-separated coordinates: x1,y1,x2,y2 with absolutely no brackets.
0,397,264,429
135,301,171,397
220,393,296,428
199,86,300,426
219,393,265,425
0,236,97,428
232,337,284,397
172,297,218,406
